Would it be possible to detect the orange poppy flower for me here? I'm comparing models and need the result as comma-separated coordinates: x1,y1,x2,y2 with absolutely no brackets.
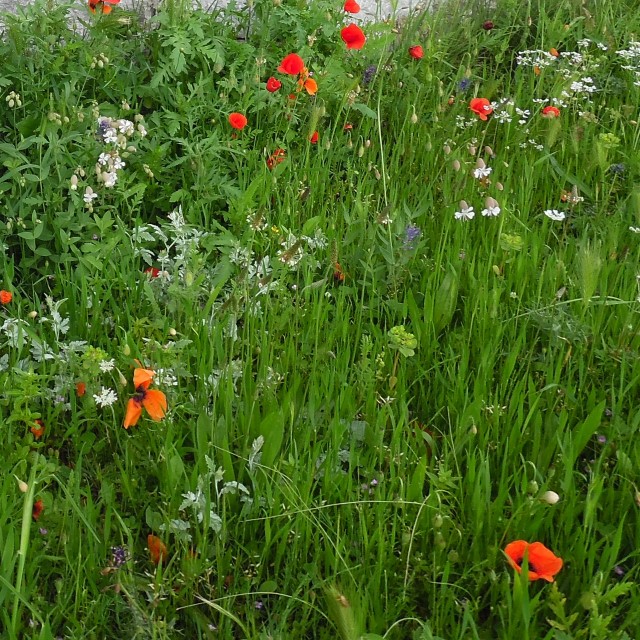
76,381,86,397
32,499,45,521
309,131,319,144
533,65,541,76
148,534,168,565
277,53,305,75
504,540,563,582
334,262,345,283
298,76,318,95
341,24,366,50
123,367,167,429
343,0,360,12
549,48,559,57
469,97,493,120
0,290,12,305
541,105,560,118
229,113,248,130
266,76,282,92
30,419,45,439
409,45,424,60
88,0,121,14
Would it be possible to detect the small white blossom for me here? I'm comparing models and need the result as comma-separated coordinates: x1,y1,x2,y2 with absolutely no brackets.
83,187,98,204
93,387,118,407
455,201,475,221
99,358,115,373
482,197,501,217
544,209,566,221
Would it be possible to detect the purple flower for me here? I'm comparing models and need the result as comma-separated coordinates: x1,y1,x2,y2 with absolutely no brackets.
403,224,422,249
597,434,607,444
458,78,472,92
254,600,264,610
363,65,378,85
614,565,625,576
111,545,129,567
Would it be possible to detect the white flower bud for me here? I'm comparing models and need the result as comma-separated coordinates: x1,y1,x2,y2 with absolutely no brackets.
541,490,560,505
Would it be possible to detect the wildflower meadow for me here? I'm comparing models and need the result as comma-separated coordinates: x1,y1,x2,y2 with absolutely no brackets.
1,0,640,637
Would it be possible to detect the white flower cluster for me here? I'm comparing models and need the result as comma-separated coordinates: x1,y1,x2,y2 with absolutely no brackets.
618,41,640,86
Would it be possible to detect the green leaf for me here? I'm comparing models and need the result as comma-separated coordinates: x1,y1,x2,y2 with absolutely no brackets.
351,102,378,120
258,411,284,469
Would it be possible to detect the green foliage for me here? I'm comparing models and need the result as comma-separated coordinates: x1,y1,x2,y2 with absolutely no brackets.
0,0,639,637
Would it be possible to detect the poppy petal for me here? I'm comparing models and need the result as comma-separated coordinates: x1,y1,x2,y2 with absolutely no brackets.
304,77,318,95
123,398,143,429
142,389,168,421
148,534,168,565
133,367,155,390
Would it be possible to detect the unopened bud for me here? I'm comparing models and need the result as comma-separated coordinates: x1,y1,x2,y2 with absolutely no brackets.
432,514,444,529
118,370,128,387
541,490,560,505
484,145,495,157
123,344,131,356
410,112,418,124
168,328,177,337
452,160,461,171
496,182,504,191
468,145,477,155
28,310,38,319
443,144,451,155
15,476,29,493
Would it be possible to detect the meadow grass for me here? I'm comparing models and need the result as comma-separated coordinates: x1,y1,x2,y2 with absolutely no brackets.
0,0,639,637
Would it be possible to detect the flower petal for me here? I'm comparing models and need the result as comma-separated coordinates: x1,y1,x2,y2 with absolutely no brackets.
123,398,143,429
142,389,168,421
133,367,155,390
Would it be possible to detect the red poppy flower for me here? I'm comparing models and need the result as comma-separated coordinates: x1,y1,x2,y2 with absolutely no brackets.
309,131,319,144
123,367,167,429
0,290,12,305
334,262,345,283
229,113,248,130
76,381,87,397
343,0,360,12
469,97,493,120
541,105,560,118
482,20,494,30
278,53,305,75
341,24,366,50
88,0,120,14
504,541,563,582
145,266,160,278
30,419,45,439
409,45,424,60
32,499,45,521
148,534,168,565
266,76,282,92
267,148,286,170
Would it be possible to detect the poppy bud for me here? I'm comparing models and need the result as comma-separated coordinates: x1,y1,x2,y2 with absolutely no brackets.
452,160,461,171
123,344,131,356
482,20,494,30
358,146,365,157
410,112,418,124
118,370,128,387
15,476,29,493
443,144,451,155
432,514,443,528
541,490,560,505
169,328,177,336
364,139,371,148
528,480,539,494
28,310,38,319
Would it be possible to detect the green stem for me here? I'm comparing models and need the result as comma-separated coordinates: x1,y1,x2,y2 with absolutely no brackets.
11,456,38,635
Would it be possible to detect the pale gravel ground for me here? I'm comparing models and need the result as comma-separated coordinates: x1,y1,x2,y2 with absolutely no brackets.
0,0,436,23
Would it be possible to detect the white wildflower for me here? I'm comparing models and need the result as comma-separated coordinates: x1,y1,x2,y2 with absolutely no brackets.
93,387,118,407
